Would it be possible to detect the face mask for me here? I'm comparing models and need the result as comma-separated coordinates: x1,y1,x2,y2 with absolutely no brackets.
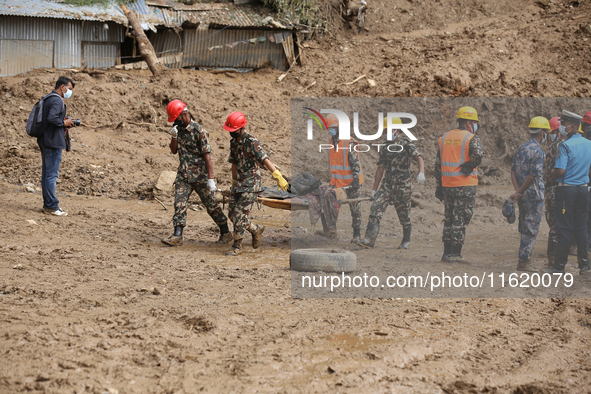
550,133,557,141
559,125,567,136
472,123,478,133
173,114,184,128
387,131,398,141
230,131,241,139
64,88,72,99
328,127,338,136
541,134,546,144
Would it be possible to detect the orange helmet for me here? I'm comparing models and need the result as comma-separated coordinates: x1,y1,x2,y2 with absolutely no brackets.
167,100,186,122
324,113,339,128
223,111,247,132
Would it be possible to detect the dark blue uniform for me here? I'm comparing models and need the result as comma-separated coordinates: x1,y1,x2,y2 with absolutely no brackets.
551,133,591,273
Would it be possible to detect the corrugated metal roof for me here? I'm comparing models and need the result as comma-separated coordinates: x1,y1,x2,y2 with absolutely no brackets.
0,0,287,30
126,0,282,29
0,0,128,24
182,29,288,70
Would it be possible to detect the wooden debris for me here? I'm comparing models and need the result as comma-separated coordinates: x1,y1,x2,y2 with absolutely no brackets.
302,81,316,92
154,197,168,210
344,74,366,85
121,4,167,77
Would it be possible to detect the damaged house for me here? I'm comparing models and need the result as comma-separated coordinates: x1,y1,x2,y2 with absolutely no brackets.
0,0,297,77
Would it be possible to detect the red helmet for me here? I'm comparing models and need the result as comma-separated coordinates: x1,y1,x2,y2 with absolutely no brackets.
549,117,561,131
223,111,247,132
583,111,591,125
167,99,186,122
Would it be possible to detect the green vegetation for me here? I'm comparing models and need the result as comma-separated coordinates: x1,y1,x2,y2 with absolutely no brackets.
260,0,334,31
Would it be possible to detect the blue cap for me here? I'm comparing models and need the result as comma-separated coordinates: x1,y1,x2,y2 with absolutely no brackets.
502,199,515,224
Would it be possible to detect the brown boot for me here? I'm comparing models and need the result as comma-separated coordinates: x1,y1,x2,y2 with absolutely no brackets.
162,226,183,246
251,225,265,249
315,228,337,238
226,239,243,256
516,259,536,272
216,223,233,244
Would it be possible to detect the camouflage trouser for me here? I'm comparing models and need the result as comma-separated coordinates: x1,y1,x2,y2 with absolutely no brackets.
369,185,412,229
229,192,258,241
544,185,557,243
518,200,544,262
442,186,476,246
346,186,362,231
173,180,228,228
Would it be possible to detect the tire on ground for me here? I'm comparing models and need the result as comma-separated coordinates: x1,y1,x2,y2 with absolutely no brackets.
290,249,356,273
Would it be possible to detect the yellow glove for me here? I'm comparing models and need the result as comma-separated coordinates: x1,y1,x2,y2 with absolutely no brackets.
231,179,235,188
272,170,288,192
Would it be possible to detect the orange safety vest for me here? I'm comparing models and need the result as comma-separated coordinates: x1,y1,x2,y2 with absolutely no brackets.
439,129,478,187
329,138,365,188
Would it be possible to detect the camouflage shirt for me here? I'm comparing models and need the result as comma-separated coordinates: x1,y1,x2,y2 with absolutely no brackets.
176,120,212,184
434,132,485,185
377,136,421,189
229,132,269,193
544,138,561,188
511,138,545,201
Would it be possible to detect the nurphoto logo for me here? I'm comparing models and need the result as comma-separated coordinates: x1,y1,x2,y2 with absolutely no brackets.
303,108,418,141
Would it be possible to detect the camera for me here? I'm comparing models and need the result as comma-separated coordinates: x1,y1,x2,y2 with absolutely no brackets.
66,116,81,127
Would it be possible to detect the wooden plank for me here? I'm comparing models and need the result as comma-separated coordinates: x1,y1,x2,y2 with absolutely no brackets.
172,3,231,11
282,33,296,67
145,0,174,7
258,197,309,211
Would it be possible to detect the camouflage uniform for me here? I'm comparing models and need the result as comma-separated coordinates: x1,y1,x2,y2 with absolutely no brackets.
512,138,545,262
228,132,268,241
329,138,362,231
435,134,485,245
173,121,228,228
369,137,421,229
544,138,561,243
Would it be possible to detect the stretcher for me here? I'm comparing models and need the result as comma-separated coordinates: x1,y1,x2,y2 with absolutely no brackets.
257,197,309,211
256,196,372,211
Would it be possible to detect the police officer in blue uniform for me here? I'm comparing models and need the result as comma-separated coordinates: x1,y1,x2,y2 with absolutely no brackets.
547,110,591,275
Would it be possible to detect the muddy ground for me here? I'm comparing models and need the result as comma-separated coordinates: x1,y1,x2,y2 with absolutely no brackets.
2,0,591,392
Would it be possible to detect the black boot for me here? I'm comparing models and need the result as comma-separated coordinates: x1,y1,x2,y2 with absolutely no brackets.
577,244,589,275
545,242,569,273
398,225,411,250
547,239,557,268
351,227,361,243
162,225,184,246
441,242,452,262
356,222,380,249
